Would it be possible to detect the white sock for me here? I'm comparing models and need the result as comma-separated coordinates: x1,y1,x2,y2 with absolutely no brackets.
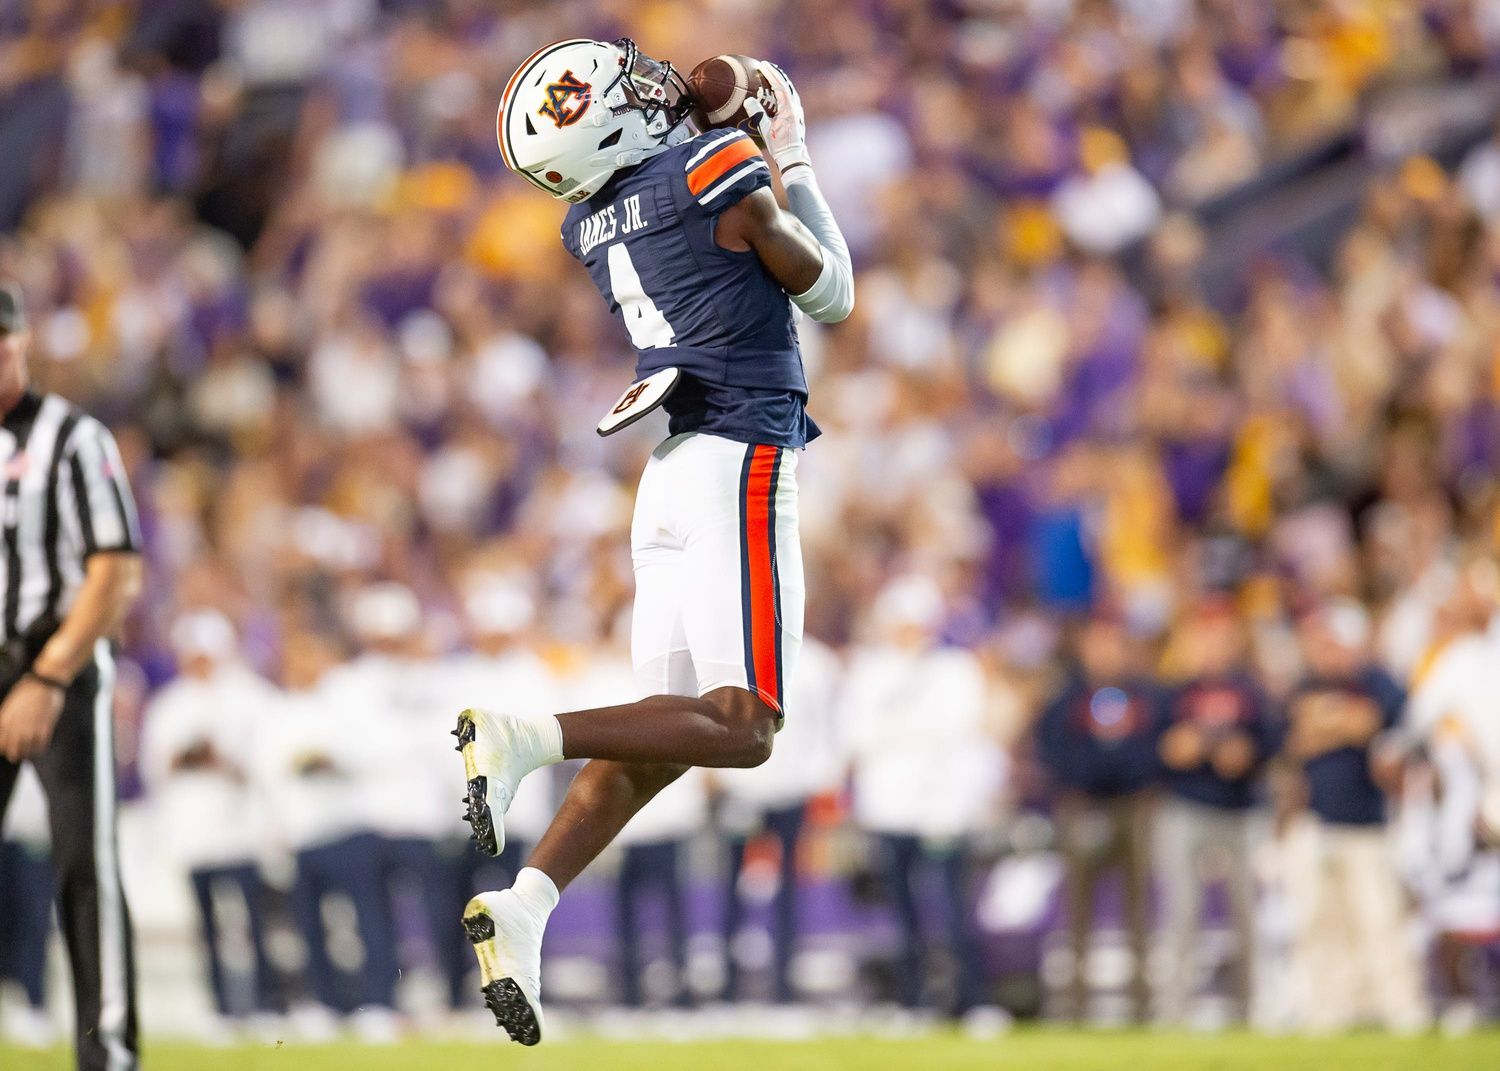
526,715,565,767
511,867,561,925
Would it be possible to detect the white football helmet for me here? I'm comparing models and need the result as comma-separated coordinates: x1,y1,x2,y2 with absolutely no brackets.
497,38,694,203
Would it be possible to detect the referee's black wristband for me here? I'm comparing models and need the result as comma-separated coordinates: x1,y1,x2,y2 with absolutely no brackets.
24,668,69,693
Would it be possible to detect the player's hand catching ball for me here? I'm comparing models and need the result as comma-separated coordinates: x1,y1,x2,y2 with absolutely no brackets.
745,62,810,174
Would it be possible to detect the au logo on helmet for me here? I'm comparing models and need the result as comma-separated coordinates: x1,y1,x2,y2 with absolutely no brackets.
539,71,592,128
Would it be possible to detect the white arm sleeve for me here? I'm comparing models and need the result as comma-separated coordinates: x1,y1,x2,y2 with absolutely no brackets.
783,168,855,324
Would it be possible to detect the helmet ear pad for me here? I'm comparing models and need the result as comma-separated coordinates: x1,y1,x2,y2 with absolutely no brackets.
498,38,692,202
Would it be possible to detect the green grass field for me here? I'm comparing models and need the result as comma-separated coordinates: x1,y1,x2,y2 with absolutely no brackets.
6,1031,1500,1071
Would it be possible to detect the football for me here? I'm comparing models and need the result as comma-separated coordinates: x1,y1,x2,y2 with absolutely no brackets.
686,53,777,137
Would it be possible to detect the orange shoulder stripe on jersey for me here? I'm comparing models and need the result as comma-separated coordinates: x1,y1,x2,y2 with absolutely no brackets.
686,137,761,195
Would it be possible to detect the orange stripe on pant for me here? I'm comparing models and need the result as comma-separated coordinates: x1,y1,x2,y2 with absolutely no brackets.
741,444,781,713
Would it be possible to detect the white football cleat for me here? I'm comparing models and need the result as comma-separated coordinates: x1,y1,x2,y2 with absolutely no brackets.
452,708,544,856
463,891,546,1045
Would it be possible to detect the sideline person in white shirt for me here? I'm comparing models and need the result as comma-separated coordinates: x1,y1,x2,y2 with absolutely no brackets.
844,575,1006,1018
139,610,283,1023
713,634,842,1004
1404,559,1500,832
254,630,397,1032
613,759,710,1010
327,582,470,1026
566,629,710,1009
1399,560,1500,1034
1397,734,1500,1036
432,577,564,1010
443,578,563,860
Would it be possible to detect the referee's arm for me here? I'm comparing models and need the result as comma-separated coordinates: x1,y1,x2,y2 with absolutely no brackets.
0,420,142,760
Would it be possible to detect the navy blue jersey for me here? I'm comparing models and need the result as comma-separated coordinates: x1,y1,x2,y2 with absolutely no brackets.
1287,668,1402,826
1162,673,1279,811
561,130,818,448
1037,675,1167,799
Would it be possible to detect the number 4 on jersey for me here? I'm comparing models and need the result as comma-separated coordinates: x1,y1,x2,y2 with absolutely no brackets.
607,243,676,350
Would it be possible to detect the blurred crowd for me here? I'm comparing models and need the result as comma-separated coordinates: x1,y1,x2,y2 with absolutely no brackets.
4,0,1500,1044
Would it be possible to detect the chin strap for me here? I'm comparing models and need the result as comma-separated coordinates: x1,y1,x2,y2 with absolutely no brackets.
608,126,687,169
580,116,692,189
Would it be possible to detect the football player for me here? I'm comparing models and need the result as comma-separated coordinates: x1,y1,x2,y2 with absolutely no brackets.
454,38,852,1043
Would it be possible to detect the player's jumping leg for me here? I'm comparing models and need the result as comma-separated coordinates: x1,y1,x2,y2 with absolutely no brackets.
458,689,775,1044
459,435,801,1044
460,755,690,1044
454,686,775,854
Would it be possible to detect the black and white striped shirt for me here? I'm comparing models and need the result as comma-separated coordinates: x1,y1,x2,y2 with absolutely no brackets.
0,391,141,643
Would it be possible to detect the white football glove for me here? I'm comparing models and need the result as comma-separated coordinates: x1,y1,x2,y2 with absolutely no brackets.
745,61,810,173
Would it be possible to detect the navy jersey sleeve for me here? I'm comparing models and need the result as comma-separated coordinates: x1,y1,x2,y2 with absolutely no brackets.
559,204,583,260
679,130,771,215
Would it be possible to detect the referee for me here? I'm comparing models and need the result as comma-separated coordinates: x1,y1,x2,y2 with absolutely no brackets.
0,285,142,1071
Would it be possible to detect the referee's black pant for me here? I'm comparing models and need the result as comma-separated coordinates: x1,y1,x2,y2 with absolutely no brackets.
0,651,139,1071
